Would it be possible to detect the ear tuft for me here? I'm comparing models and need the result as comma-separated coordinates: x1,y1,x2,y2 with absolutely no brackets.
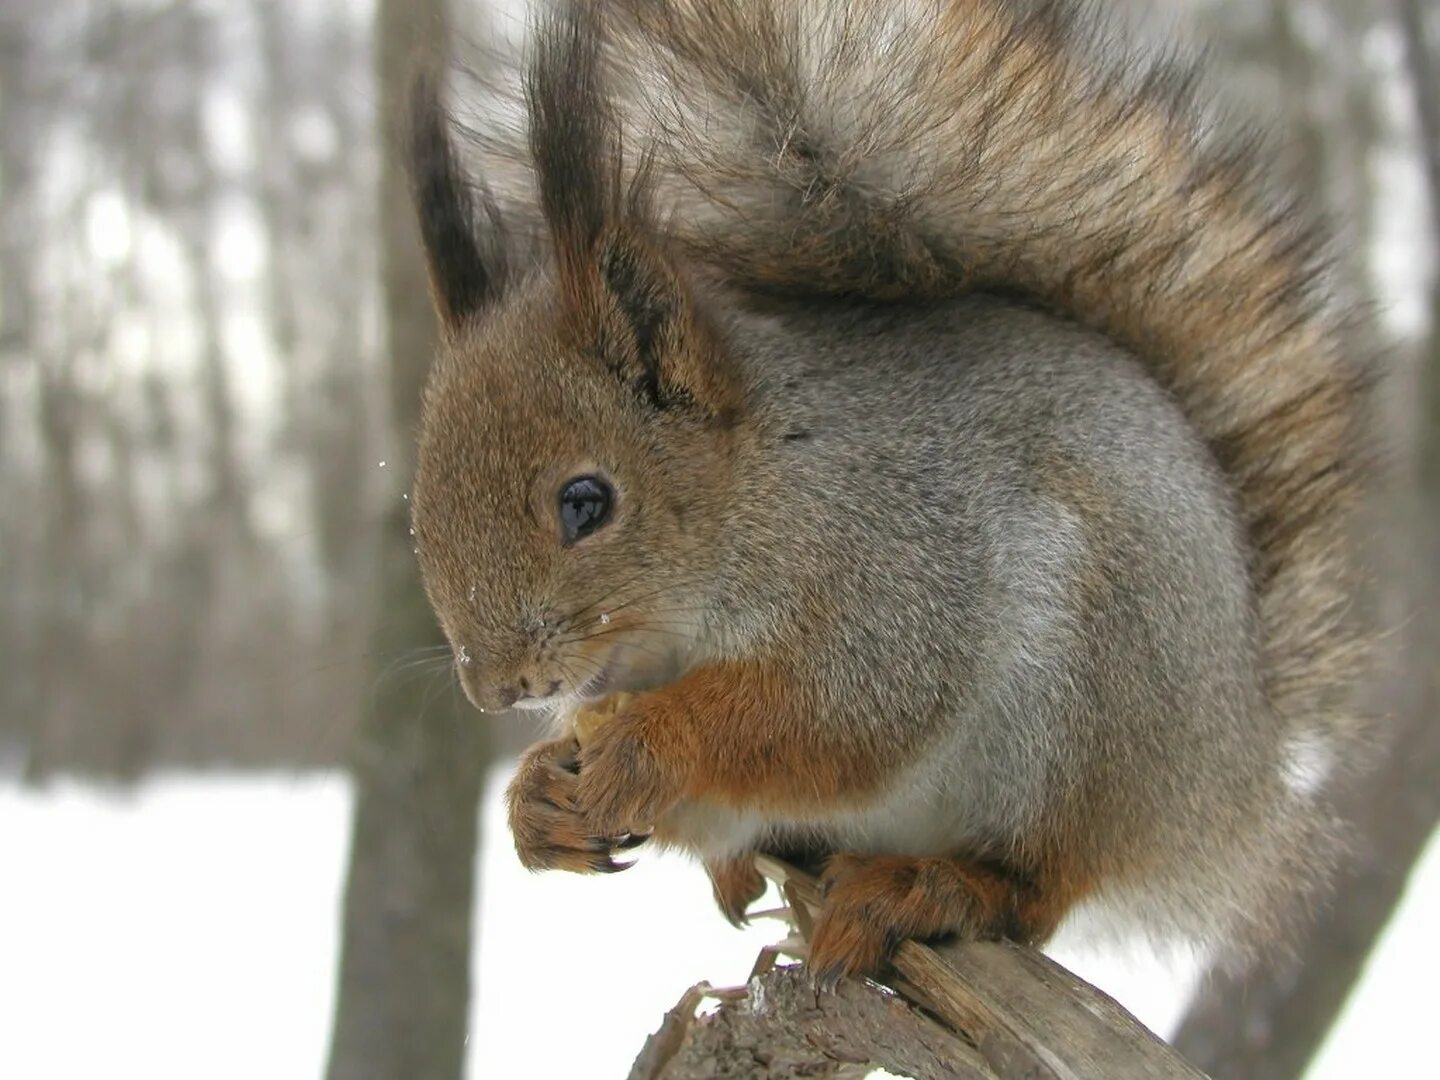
407,67,506,330
525,4,739,420
526,2,614,296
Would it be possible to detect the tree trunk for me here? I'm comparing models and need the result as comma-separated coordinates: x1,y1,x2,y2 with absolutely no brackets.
324,3,490,1078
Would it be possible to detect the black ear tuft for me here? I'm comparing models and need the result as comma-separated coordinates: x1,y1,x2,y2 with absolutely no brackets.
407,68,505,329
526,1,614,291
524,3,740,420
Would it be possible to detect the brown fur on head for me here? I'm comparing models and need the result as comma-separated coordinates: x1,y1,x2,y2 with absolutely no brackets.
407,6,745,714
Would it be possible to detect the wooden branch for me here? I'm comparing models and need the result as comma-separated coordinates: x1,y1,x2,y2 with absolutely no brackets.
629,970,992,1080
630,857,1207,1080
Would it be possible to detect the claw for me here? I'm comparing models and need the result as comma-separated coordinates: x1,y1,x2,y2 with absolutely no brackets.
613,831,651,850
720,909,749,930
810,965,844,994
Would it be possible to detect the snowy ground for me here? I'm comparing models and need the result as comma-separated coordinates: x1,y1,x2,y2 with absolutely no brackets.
1,772,1435,1079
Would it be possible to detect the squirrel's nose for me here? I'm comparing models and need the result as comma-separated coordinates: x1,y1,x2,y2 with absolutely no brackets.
456,660,563,712
496,677,564,707
459,678,519,713
454,655,519,712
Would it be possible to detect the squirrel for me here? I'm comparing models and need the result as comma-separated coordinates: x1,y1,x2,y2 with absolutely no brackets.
404,0,1373,984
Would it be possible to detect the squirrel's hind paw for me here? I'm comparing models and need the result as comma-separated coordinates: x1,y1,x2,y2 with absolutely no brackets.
806,852,1074,987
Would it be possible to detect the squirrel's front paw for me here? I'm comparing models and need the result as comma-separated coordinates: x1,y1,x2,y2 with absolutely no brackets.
506,737,646,874
575,711,684,839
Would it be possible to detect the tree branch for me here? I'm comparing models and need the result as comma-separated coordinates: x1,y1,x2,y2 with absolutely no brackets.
632,859,1207,1080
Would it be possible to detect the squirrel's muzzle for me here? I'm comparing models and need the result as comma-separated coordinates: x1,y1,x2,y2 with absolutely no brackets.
456,651,563,713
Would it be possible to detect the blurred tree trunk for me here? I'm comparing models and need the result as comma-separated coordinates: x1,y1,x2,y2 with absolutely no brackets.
1172,3,1440,1075
0,8,34,356
255,0,373,634
324,3,491,1078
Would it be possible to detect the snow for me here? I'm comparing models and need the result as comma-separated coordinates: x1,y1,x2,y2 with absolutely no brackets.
0,771,1435,1078
0,776,350,1080
472,766,780,1078
1307,824,1440,1077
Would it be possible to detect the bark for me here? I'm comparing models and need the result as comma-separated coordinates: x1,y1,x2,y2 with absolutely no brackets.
634,859,1207,1080
632,971,992,1080
324,3,490,1078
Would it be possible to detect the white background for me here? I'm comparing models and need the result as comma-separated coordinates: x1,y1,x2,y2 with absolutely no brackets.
1,770,1435,1079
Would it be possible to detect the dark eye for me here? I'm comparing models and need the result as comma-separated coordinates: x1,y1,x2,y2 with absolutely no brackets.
559,476,613,542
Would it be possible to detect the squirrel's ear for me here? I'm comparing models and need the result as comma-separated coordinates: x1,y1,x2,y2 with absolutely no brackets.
407,68,505,332
527,4,740,418
590,230,740,417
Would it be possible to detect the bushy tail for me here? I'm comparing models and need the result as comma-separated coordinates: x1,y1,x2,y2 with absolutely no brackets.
476,0,1374,745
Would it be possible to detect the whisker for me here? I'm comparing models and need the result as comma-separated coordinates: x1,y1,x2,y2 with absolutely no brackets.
416,662,458,725
553,622,705,649
570,578,692,621
560,575,713,636
371,653,455,696
560,635,674,669
556,655,597,696
369,643,455,687
554,567,656,627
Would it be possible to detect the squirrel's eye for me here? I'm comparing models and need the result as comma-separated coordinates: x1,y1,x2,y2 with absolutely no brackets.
559,475,613,542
